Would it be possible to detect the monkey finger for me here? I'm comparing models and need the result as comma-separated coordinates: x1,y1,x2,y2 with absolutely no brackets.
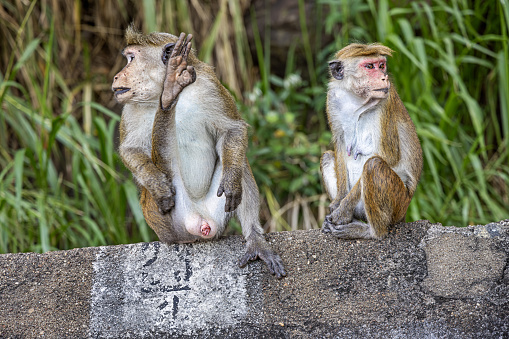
187,66,196,83
177,71,192,87
178,34,192,56
182,39,192,60
176,63,188,77
217,185,224,198
321,220,332,233
157,196,174,214
225,195,235,213
170,32,186,58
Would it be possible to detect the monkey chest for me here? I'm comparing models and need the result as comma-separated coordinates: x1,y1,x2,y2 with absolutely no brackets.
343,118,380,189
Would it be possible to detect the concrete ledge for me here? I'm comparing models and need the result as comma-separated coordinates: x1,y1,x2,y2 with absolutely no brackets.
1,220,508,338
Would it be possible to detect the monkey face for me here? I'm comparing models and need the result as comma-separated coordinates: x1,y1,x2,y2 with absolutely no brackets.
352,57,390,100
112,45,169,105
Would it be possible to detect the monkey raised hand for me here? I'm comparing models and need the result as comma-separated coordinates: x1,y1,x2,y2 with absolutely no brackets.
161,33,196,110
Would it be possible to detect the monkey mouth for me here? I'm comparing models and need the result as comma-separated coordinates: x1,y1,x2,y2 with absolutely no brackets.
113,87,130,95
373,87,389,94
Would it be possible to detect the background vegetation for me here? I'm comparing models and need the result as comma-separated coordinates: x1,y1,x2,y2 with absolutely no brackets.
0,0,507,253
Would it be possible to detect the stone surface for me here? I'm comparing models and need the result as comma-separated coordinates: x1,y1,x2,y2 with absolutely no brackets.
1,220,508,338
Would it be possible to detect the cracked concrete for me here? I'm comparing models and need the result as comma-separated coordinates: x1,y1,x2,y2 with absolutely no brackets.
1,220,508,338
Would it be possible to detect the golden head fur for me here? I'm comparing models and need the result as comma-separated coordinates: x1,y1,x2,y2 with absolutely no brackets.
125,24,177,46
335,43,394,60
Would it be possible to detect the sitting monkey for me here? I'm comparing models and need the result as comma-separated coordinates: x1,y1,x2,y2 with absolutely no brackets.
321,43,423,239
112,26,286,278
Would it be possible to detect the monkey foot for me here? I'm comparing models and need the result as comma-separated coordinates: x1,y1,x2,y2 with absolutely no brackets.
200,221,211,236
239,238,287,279
322,218,375,239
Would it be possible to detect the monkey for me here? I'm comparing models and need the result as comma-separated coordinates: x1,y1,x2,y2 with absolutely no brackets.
112,26,286,278
320,43,423,239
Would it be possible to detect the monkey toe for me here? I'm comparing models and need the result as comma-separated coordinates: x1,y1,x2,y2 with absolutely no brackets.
321,217,335,233
239,248,287,279
268,255,287,279
238,252,255,268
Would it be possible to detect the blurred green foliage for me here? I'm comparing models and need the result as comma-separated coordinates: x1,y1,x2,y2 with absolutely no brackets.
0,0,508,253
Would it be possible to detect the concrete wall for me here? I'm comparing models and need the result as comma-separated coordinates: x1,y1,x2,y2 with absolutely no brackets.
1,220,508,338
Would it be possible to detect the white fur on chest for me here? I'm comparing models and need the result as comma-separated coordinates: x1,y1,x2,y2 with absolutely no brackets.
329,86,381,190
121,103,157,155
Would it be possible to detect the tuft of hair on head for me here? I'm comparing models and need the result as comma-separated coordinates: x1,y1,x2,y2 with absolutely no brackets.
125,23,177,46
334,43,394,60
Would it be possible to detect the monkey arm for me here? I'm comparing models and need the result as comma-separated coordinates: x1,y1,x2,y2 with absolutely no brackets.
329,147,350,213
217,124,248,212
151,107,175,176
119,142,176,214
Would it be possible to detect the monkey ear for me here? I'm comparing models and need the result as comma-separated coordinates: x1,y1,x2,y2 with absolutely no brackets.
329,61,344,80
161,43,175,64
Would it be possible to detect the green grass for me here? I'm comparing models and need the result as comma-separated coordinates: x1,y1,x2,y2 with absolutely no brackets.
0,0,507,253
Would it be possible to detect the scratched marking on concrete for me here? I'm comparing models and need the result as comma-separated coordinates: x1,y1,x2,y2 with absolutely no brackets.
90,241,248,336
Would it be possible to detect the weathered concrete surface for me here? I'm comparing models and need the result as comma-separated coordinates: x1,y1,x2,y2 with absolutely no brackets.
1,220,508,338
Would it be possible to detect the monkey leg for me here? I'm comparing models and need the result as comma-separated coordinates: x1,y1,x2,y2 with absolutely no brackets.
324,156,410,239
140,187,181,243
235,166,286,279
362,156,410,238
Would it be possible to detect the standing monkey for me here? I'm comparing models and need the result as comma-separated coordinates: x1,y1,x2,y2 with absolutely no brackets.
112,26,286,278
321,43,422,239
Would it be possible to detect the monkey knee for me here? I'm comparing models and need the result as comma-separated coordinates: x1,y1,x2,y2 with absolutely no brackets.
321,150,335,165
363,156,387,175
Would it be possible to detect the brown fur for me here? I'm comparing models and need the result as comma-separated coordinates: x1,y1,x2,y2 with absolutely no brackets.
321,43,422,239
113,28,286,278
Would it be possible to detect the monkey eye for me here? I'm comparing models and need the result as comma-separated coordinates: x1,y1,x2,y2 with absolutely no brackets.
379,63,385,70
365,63,374,69
126,54,135,63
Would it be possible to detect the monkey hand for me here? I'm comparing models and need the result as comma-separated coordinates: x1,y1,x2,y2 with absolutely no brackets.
325,200,354,226
239,236,287,279
153,180,177,214
332,208,354,225
217,174,243,213
161,32,197,110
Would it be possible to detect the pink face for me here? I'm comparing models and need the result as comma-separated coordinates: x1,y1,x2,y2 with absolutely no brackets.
353,57,390,99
